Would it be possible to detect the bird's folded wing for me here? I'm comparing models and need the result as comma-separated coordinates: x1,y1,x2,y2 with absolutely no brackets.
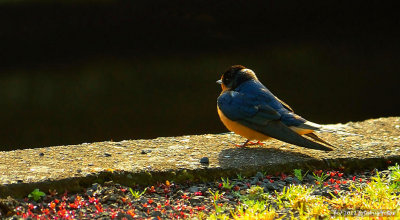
217,91,281,122
218,91,333,151
239,120,333,151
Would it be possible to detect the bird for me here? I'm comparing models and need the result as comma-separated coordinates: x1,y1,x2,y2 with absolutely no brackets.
216,65,334,151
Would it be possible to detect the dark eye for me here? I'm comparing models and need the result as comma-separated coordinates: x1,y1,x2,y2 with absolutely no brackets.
223,77,230,84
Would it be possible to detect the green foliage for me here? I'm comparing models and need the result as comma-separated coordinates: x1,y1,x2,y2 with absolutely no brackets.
221,177,234,190
28,189,46,201
246,186,269,201
236,173,244,181
362,171,396,202
388,163,400,189
293,169,309,182
129,188,146,199
275,185,314,209
279,184,314,201
207,213,230,220
331,171,400,211
207,170,400,219
209,189,226,214
208,170,400,219
248,185,264,195
233,200,277,220
209,189,223,202
312,171,329,186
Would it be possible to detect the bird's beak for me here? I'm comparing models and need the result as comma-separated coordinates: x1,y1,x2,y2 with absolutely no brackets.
216,79,222,84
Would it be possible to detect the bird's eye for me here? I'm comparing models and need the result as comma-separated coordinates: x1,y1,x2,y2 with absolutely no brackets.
223,77,230,84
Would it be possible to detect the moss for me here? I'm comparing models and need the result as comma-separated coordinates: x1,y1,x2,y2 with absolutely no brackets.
95,178,104,184
175,170,195,183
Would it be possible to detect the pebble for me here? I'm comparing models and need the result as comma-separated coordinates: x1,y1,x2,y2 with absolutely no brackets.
189,196,204,205
109,203,118,209
188,186,199,193
265,181,279,191
86,189,94,197
250,177,259,185
322,188,333,198
151,211,162,217
276,181,285,188
199,157,209,164
108,195,117,202
176,190,184,197
255,172,264,179
284,177,294,183
306,174,315,182
141,149,152,154
91,183,100,191
368,142,381,147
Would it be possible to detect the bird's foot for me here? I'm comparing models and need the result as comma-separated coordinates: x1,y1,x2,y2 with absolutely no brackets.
236,140,264,147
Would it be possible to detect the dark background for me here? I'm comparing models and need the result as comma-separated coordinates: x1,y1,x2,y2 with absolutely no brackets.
1,1,399,150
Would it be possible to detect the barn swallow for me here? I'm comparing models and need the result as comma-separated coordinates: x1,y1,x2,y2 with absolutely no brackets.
216,65,334,151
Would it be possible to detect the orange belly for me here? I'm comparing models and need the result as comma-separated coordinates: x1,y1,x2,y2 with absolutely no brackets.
217,107,271,141
217,107,314,140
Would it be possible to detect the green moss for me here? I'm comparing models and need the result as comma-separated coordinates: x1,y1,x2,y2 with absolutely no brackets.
175,170,195,183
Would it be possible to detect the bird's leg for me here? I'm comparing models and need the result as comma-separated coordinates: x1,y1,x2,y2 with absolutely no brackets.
236,140,264,147
254,141,265,146
236,139,251,147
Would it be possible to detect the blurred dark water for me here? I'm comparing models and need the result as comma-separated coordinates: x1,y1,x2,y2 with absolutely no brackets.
0,1,399,150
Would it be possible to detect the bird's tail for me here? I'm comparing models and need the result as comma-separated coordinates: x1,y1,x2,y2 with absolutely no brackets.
305,133,334,147
300,121,362,137
242,120,334,151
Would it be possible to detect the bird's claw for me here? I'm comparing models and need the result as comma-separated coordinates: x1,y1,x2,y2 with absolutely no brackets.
236,140,264,147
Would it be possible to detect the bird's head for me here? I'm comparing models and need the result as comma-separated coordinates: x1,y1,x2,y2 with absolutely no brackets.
216,65,258,91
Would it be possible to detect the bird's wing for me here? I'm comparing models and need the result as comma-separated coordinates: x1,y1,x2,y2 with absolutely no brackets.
217,91,281,123
218,91,333,151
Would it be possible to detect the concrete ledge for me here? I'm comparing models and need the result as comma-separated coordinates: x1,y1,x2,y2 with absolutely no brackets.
1,117,399,198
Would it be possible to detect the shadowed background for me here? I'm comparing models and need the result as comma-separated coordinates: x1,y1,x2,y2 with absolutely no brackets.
0,1,399,150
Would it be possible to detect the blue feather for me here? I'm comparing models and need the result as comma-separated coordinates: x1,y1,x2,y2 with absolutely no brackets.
217,79,305,127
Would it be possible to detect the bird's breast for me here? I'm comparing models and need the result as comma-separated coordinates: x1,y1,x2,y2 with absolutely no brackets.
217,106,271,141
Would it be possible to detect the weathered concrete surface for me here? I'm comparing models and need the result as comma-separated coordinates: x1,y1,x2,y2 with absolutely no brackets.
0,117,399,198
